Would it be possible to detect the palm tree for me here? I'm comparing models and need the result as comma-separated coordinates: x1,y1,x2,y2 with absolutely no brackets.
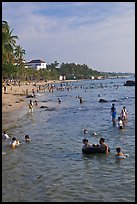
14,45,25,66
2,20,18,64
2,20,9,33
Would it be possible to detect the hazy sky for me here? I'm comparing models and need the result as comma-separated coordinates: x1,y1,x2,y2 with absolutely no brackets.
2,2,135,73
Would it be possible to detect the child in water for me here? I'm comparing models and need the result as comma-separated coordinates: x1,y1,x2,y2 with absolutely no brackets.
25,135,31,142
118,117,123,129
115,147,126,158
10,137,20,149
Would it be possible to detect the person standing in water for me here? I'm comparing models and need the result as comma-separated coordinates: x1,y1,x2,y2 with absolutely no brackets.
79,96,83,104
57,98,61,104
118,117,124,129
98,137,109,154
29,99,34,113
110,103,116,124
121,106,128,120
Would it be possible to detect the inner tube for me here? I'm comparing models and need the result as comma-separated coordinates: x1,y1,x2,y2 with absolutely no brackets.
82,145,110,154
116,155,126,159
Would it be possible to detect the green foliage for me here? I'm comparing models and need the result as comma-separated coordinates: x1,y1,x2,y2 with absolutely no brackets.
2,64,18,79
58,63,101,79
2,20,25,73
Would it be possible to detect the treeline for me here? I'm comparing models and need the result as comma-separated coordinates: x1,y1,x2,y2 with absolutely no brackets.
2,20,106,81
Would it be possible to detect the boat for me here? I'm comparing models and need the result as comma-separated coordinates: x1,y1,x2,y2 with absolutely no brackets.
124,80,135,86
82,144,110,154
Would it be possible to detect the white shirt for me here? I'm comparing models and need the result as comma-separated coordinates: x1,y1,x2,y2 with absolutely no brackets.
2,133,9,139
118,119,123,127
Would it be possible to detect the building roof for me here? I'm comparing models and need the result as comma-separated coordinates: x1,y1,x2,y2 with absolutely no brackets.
28,59,46,63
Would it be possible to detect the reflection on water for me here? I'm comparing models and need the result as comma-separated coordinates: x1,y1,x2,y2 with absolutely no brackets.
2,77,135,202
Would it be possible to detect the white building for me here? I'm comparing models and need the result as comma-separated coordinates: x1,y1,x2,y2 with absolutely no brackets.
59,75,66,81
91,76,95,80
27,59,47,70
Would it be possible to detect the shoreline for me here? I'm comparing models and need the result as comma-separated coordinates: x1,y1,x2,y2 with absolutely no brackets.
2,79,80,131
2,83,33,131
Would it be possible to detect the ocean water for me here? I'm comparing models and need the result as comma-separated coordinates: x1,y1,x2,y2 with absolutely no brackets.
2,76,135,202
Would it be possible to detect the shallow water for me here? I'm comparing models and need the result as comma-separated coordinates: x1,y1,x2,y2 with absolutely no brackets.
2,77,135,202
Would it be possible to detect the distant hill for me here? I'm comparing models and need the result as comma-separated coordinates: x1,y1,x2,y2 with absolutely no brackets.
100,71,135,77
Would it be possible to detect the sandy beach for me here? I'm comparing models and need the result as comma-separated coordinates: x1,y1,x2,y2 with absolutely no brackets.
2,81,36,130
2,80,56,130
2,79,79,131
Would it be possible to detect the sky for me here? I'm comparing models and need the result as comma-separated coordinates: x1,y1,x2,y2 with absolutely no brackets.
2,2,135,73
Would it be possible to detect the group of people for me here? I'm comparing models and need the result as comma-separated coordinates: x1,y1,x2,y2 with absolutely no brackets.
110,103,128,129
2,131,31,149
82,103,128,158
82,137,126,158
82,137,110,154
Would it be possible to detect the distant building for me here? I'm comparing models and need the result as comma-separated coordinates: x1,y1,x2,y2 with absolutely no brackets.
91,76,95,80
59,75,66,81
27,59,47,70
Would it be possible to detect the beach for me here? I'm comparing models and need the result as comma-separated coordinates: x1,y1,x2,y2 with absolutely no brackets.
2,79,79,130
2,80,55,130
2,81,34,130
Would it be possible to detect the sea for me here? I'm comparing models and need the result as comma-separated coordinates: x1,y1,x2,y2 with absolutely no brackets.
2,76,135,202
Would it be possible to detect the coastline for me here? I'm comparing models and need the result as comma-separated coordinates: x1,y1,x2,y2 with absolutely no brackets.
2,79,80,131
2,82,34,131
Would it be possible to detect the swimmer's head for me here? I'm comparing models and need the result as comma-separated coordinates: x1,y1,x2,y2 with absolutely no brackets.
83,129,88,133
25,135,29,139
116,147,121,153
99,137,105,144
82,138,88,144
93,132,97,135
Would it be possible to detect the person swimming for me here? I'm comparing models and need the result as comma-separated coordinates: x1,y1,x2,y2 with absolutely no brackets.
93,131,97,136
10,137,20,149
115,147,126,159
2,131,10,140
25,135,31,142
83,129,88,134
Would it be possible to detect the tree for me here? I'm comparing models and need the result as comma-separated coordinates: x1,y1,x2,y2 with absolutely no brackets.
14,45,25,66
2,20,18,64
